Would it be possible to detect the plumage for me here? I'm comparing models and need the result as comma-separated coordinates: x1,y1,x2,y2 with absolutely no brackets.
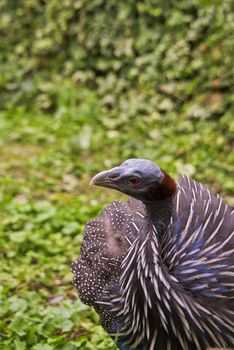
72,159,234,350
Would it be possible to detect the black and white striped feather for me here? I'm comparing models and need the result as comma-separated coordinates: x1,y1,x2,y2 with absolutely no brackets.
72,175,234,350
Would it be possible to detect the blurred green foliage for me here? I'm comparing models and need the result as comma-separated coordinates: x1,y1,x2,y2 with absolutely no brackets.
1,0,234,114
0,0,234,349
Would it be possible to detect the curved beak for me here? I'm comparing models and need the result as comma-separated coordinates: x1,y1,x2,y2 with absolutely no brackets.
90,170,110,186
90,166,122,189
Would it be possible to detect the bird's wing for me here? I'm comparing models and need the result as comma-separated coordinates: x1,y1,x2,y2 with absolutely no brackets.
162,174,234,304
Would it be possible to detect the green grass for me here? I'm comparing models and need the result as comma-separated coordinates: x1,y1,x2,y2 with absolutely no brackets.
0,85,233,349
0,100,119,349
1,1,233,348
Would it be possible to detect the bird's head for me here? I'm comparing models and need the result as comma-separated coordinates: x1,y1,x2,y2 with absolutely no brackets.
90,159,177,202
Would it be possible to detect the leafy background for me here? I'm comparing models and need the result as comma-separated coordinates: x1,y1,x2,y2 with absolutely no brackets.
0,0,233,349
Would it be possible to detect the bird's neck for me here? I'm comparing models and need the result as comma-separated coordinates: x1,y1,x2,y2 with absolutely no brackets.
144,197,174,238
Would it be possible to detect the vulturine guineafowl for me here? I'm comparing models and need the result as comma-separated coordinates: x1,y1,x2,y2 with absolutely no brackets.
72,159,234,350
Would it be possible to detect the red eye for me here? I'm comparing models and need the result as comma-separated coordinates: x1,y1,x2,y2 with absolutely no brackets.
128,177,141,186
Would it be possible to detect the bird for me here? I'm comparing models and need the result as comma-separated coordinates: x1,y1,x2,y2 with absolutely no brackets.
72,159,234,350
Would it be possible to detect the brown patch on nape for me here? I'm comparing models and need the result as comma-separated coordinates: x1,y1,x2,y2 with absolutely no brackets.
149,171,177,201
